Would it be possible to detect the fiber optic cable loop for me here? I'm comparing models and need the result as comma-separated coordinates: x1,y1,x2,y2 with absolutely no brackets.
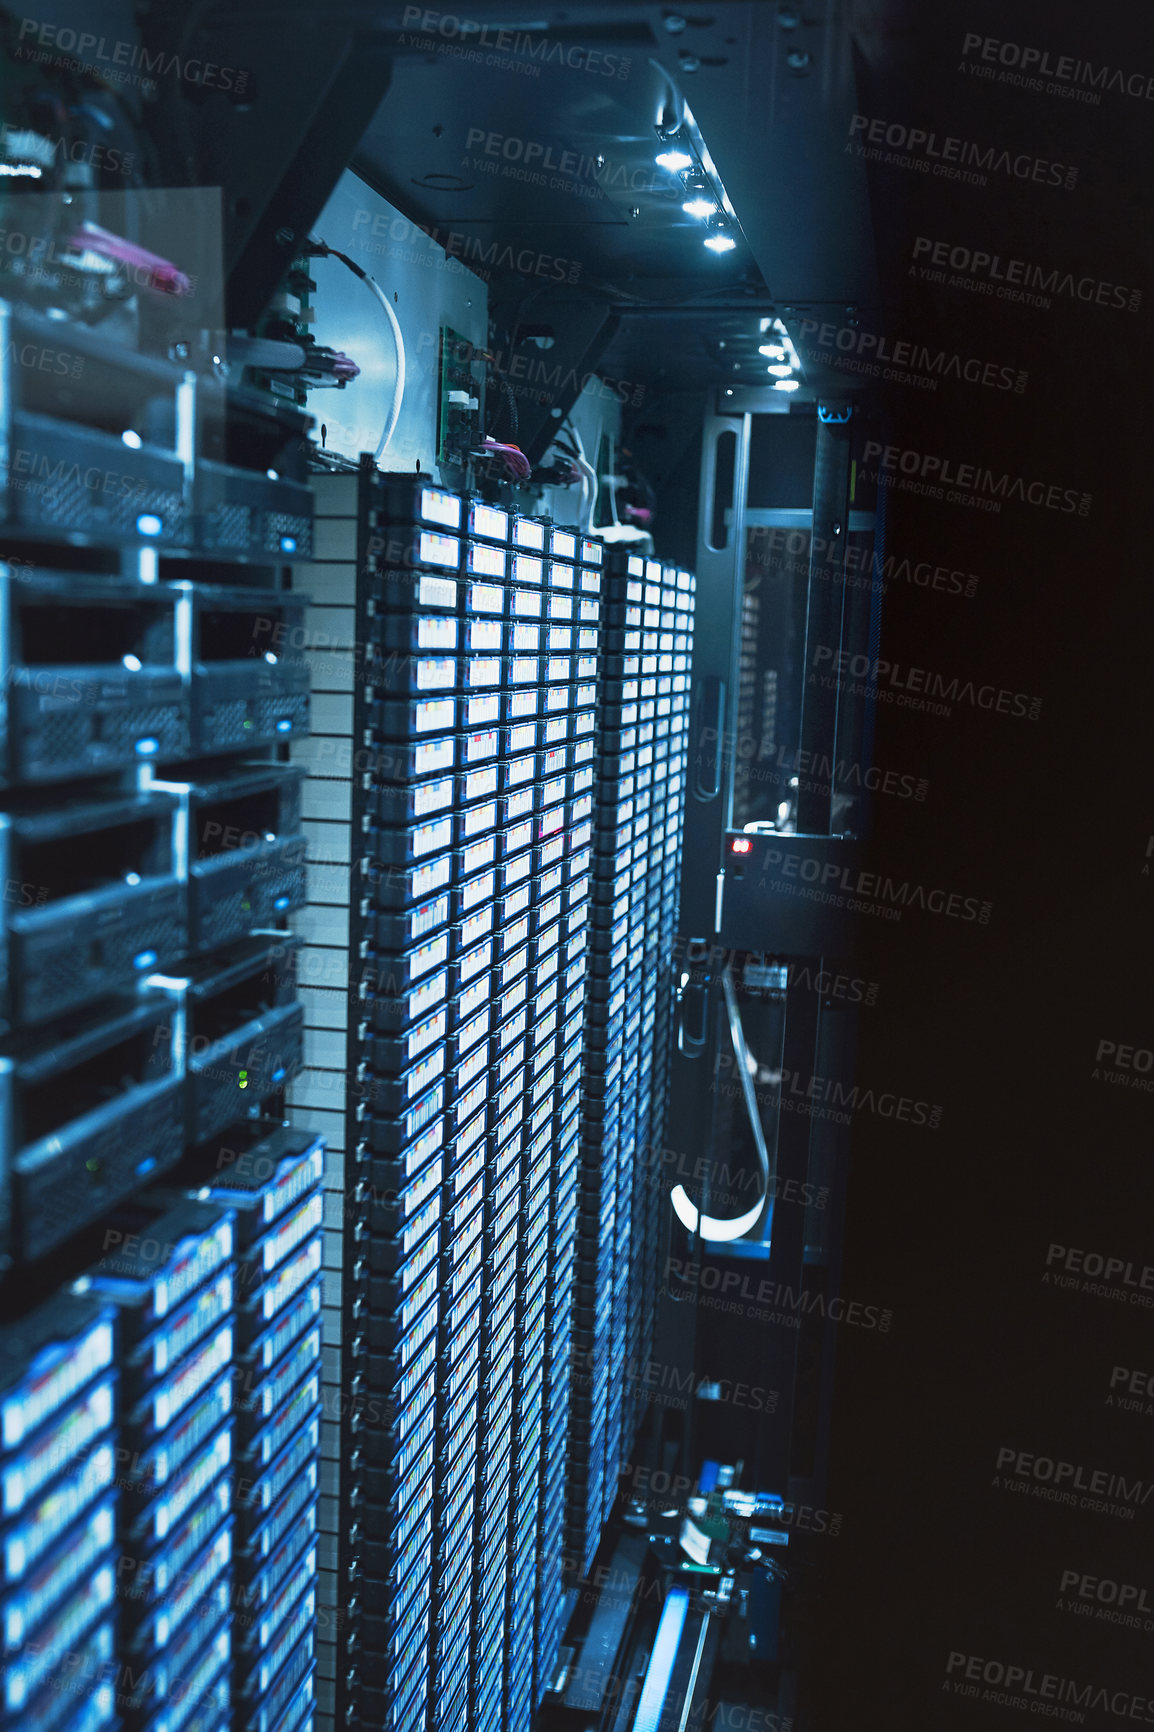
670,968,770,1242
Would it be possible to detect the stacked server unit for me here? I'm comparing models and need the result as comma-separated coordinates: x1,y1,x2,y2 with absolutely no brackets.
1,290,697,1732
0,1293,119,1732
568,554,695,1578
0,299,323,1732
195,1127,325,1732
342,474,600,1732
83,1201,238,1732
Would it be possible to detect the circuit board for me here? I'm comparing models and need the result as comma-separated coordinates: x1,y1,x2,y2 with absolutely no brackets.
436,324,483,467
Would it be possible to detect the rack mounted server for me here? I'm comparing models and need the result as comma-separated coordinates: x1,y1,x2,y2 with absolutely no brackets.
567,554,694,1581
331,468,696,1732
340,476,600,1732
0,294,324,1732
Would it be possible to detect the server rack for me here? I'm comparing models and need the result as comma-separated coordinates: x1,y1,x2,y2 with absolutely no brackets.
193,1127,325,1732
0,1292,119,1732
0,291,324,1732
567,553,696,1579
340,477,601,1732
80,1201,237,1732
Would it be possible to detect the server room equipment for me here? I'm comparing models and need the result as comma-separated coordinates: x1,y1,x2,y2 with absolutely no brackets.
189,1126,325,1732
333,470,608,1732
0,42,323,1722
0,5,896,1728
0,300,193,549
0,1291,119,1732
78,1199,238,1732
0,569,189,785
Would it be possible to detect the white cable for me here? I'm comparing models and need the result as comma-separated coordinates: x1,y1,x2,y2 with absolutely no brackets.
314,239,406,461
578,458,597,529
648,56,686,132
569,423,598,530
360,273,406,460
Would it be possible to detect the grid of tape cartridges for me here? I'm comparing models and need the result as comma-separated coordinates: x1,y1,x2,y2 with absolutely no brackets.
344,478,600,1732
568,553,695,1577
0,301,324,1732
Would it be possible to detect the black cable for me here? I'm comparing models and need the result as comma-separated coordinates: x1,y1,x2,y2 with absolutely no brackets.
500,379,519,439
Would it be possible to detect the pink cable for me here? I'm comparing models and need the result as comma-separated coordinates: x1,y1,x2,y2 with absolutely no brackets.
68,220,192,296
483,437,531,480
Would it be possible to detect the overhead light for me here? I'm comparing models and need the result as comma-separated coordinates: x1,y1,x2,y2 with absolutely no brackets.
773,378,800,392
704,231,736,253
758,343,785,359
682,197,716,220
656,149,693,172
766,363,792,377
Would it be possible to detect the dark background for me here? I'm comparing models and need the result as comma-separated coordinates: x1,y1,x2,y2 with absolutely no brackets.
808,3,1154,1725
69,0,1152,1719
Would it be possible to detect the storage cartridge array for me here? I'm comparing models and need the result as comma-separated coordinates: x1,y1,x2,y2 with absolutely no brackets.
65,1125,324,1732
190,1125,325,1732
81,1199,238,1732
341,475,600,1732
488,524,598,1732
0,1292,119,1732
617,565,695,1460
0,298,323,1732
567,554,695,1577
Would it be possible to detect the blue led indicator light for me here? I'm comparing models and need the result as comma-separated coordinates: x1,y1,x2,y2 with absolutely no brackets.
135,513,163,537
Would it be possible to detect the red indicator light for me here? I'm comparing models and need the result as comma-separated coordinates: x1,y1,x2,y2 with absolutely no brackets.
731,837,753,855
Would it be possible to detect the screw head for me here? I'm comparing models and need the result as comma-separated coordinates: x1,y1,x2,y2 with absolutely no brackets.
275,226,295,246
664,13,688,32
679,53,701,72
786,48,811,71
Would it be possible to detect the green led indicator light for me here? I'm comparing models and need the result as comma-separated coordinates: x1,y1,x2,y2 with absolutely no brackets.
238,1070,248,1089
85,1158,100,1173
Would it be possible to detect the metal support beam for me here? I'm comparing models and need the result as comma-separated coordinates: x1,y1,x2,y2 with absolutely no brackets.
795,416,853,834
